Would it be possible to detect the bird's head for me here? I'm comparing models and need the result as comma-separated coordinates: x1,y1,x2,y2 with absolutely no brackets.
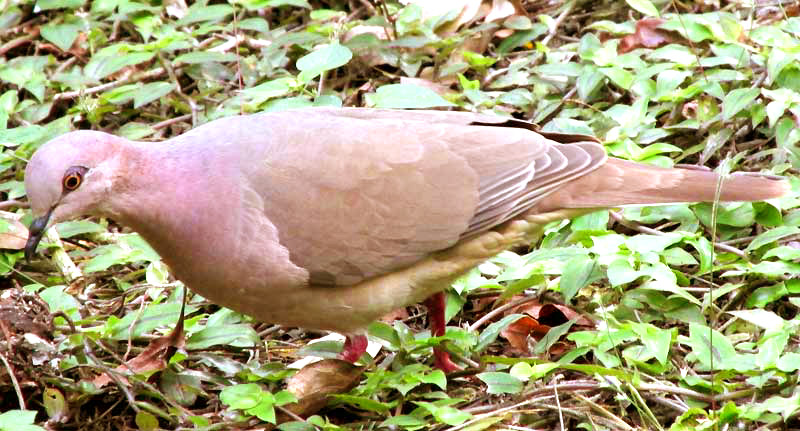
24,130,127,261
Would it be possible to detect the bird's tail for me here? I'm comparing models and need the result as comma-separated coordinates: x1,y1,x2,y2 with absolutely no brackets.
536,157,789,211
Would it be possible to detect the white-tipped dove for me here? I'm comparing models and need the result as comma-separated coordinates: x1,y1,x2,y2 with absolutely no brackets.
24,107,789,371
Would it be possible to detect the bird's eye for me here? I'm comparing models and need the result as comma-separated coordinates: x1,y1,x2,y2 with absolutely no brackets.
62,166,88,192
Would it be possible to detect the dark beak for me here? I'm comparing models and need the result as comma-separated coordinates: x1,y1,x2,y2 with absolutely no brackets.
25,208,53,263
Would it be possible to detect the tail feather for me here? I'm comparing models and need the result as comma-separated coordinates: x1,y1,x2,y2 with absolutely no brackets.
537,158,789,211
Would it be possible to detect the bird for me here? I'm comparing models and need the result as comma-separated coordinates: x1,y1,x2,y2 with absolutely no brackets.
24,107,789,371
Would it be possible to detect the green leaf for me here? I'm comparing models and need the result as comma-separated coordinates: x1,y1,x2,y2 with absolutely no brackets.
475,314,524,353
626,0,659,16
242,77,295,106
631,322,672,366
40,21,81,51
476,372,523,394
177,4,234,25
533,319,576,355
745,226,800,252
220,383,263,410
684,323,754,371
381,415,428,430
332,395,391,414
135,411,159,431
54,220,106,238
626,233,683,254
174,51,238,64
107,302,196,340
600,67,634,89
84,46,155,81
296,43,352,83
413,401,472,426
607,259,640,286
186,324,260,349
35,0,84,10
278,422,317,431
509,361,559,380
0,410,44,431
39,285,81,321
368,84,454,109
559,255,599,303
133,82,176,108
722,87,760,120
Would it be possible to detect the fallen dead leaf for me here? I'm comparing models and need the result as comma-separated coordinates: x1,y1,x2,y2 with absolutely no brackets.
618,18,676,54
0,212,28,250
500,297,594,354
380,307,409,323
92,320,185,387
282,359,362,418
485,0,517,23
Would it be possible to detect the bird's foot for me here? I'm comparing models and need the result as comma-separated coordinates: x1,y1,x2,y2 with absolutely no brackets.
339,334,368,363
433,347,462,373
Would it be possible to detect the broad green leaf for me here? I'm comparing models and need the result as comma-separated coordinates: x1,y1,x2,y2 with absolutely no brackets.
607,259,640,286
84,47,155,81
332,395,391,413
509,362,559,380
631,322,672,366
242,77,296,106
220,383,262,409
40,21,81,52
381,415,428,430
475,314,524,353
626,0,659,16
533,319,576,355
413,401,472,425
722,87,759,120
186,324,260,349
476,372,523,394
368,84,454,109
135,411,159,431
54,220,106,238
0,410,43,431
296,43,352,83
745,226,800,252
177,4,234,25
684,323,754,371
39,285,81,321
133,82,176,108
174,51,238,64
559,255,599,303
35,0,84,10
728,309,786,332
626,234,684,254
107,302,197,340
600,67,634,89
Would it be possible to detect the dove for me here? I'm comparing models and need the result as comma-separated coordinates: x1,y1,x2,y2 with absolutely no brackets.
24,107,789,370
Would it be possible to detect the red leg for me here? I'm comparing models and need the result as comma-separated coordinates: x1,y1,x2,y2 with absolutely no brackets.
340,334,368,363
424,292,461,372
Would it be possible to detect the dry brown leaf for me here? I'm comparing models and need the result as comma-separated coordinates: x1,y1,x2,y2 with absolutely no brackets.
499,297,594,354
0,213,28,250
380,307,409,323
485,0,517,23
619,18,676,54
400,76,455,97
501,315,549,352
92,326,185,387
282,359,362,418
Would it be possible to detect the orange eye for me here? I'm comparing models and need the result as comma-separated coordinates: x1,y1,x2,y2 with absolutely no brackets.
62,166,87,192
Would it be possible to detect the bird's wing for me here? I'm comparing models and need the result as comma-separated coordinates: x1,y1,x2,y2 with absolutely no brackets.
207,108,606,286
